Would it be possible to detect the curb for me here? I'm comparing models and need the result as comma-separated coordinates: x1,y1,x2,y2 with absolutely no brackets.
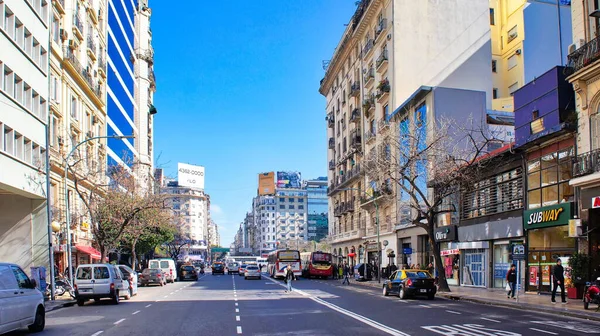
45,300,76,312
437,293,600,322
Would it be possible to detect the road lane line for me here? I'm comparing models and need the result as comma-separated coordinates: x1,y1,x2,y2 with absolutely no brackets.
235,302,238,306
114,319,126,325
236,315,240,321
237,326,242,334
445,310,461,315
170,292,174,294
397,300,409,303
236,308,239,312
418,305,431,308
91,332,103,336
480,317,500,323
145,304,152,308
234,298,238,301
132,310,140,315
529,328,558,335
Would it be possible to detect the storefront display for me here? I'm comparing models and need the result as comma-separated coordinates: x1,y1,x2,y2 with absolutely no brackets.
462,248,487,287
493,242,512,288
441,246,460,285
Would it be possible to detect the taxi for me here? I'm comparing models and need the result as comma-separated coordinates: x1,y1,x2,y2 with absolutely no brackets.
382,269,436,300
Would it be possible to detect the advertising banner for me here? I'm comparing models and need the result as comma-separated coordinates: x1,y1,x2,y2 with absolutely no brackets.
178,163,205,189
258,172,275,195
276,171,302,189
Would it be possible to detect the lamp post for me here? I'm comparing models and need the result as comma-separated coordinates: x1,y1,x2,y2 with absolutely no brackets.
64,135,134,282
338,187,381,283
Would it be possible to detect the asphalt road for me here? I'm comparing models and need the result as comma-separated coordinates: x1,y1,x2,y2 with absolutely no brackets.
8,271,600,335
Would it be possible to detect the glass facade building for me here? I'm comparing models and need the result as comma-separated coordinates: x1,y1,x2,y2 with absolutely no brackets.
305,177,328,241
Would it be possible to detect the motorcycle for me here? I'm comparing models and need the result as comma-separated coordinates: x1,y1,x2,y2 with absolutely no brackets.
45,277,76,299
583,277,600,310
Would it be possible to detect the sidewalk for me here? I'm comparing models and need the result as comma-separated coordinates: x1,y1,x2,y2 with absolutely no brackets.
44,296,76,312
350,279,600,322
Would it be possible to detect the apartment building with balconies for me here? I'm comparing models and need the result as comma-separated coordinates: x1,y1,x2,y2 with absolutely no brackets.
0,0,50,269
320,0,493,270
275,188,308,249
47,0,108,270
566,0,600,270
253,195,277,254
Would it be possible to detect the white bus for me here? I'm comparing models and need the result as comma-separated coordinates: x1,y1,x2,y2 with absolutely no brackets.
267,249,301,279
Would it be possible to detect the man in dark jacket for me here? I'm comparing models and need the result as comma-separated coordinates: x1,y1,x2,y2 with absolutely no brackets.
551,259,566,304
284,265,296,293
506,264,517,299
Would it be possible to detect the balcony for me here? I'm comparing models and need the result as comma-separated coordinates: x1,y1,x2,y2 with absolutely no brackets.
327,112,334,128
375,19,387,41
53,0,65,15
350,130,362,149
572,148,600,178
139,47,154,65
362,95,375,115
72,13,84,40
350,81,361,97
64,49,102,99
376,79,390,102
328,137,335,149
345,201,355,213
330,228,366,244
350,108,361,123
363,39,374,58
98,54,107,78
567,36,600,74
376,50,388,72
364,67,375,86
364,129,376,144
328,164,363,195
86,37,97,61
378,118,390,132
149,70,156,90
360,185,394,206
334,205,344,217
329,160,336,171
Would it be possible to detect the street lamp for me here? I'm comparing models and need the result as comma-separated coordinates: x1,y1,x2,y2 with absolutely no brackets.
338,187,381,283
64,135,134,282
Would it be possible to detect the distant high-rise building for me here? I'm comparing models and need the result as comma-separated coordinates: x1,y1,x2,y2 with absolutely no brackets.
304,177,328,241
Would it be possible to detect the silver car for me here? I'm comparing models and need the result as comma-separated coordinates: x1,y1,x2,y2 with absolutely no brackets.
244,265,261,280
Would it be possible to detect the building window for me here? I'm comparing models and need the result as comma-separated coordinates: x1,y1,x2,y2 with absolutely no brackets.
507,25,518,43
279,205,285,209
508,55,517,70
592,108,600,151
289,205,295,209
508,82,519,96
492,88,498,99
492,60,497,73
289,198,295,203
526,148,574,209
489,8,495,25
462,168,524,219
279,197,285,202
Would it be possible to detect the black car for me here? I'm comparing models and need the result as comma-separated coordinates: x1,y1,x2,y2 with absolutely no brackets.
180,265,198,281
382,270,436,300
212,262,225,275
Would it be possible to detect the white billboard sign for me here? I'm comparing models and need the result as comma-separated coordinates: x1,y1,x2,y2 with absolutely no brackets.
178,163,205,189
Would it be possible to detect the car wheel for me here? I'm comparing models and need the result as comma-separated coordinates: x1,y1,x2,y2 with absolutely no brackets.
77,299,85,306
124,288,132,300
113,291,120,305
245,276,248,280
28,306,45,332
383,286,389,296
399,287,406,300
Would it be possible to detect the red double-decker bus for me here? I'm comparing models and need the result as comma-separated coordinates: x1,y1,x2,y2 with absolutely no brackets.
301,252,333,279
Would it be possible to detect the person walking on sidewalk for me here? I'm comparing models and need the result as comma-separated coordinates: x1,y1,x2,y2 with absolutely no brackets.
551,259,567,304
284,265,296,293
338,264,344,280
506,264,517,299
342,263,351,285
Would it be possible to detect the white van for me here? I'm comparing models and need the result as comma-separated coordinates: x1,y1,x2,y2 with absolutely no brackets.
74,264,128,306
149,259,177,283
0,263,45,334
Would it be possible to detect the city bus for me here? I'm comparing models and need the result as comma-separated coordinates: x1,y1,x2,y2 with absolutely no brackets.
300,252,333,279
267,249,301,279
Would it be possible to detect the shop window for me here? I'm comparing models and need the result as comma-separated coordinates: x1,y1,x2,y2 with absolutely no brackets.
592,111,600,151
527,147,573,209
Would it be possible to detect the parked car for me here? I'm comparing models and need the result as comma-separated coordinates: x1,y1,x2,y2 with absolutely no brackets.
212,262,225,275
238,264,248,276
382,270,436,300
180,265,198,281
74,264,128,306
118,265,138,299
244,265,261,280
139,268,166,287
0,263,45,334
227,262,240,274
149,258,177,283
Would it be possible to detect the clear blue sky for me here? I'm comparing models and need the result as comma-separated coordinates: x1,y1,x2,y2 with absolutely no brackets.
151,1,356,246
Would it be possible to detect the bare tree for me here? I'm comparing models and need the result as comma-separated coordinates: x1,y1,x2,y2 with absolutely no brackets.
164,231,191,261
364,113,500,292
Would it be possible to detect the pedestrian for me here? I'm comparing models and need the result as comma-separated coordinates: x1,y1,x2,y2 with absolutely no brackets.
427,263,434,275
390,263,398,273
342,263,350,285
338,264,344,279
410,264,416,269
416,263,421,270
506,264,517,299
284,265,296,293
551,259,567,304
332,263,338,280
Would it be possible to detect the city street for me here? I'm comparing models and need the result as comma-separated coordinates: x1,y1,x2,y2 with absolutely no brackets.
8,272,600,336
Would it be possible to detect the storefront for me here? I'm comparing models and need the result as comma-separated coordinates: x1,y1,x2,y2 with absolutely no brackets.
524,202,577,293
75,244,102,266
580,188,600,273
458,242,489,287
396,226,427,269
435,225,459,285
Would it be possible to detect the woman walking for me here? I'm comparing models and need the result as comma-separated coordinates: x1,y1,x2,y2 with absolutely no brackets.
284,265,296,293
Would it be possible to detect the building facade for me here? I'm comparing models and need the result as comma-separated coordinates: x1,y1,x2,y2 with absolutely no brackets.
0,0,50,269
305,176,328,241
207,219,220,247
254,195,276,254
275,187,308,249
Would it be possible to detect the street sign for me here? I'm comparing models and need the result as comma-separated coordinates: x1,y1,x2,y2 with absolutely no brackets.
511,243,526,260
402,248,413,255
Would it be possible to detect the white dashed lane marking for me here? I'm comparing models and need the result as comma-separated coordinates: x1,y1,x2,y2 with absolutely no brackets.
91,331,103,336
480,317,500,323
529,328,558,335
145,304,152,308
132,310,140,315
237,326,243,334
114,318,126,325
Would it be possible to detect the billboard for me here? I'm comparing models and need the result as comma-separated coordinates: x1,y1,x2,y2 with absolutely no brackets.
276,171,302,189
178,163,205,189
258,172,275,195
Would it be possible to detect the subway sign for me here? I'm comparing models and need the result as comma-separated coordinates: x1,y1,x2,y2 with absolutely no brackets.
523,203,573,230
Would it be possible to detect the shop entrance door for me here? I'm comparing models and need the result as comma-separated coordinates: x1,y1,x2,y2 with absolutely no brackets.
527,251,573,293
462,249,486,287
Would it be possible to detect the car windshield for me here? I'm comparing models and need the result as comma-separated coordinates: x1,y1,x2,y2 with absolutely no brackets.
183,266,194,271
405,271,432,279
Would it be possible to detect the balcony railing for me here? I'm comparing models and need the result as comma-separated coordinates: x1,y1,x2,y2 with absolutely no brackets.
329,160,336,170
350,82,361,97
328,137,335,149
327,112,334,128
362,95,375,113
365,129,376,143
360,185,394,205
378,118,390,132
330,228,366,243
73,13,84,38
350,130,362,148
87,36,97,59
98,54,107,73
567,36,600,74
363,39,374,57
376,80,390,102
375,19,387,40
364,68,375,85
376,50,388,70
572,148,600,178
328,164,362,195
350,108,361,123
